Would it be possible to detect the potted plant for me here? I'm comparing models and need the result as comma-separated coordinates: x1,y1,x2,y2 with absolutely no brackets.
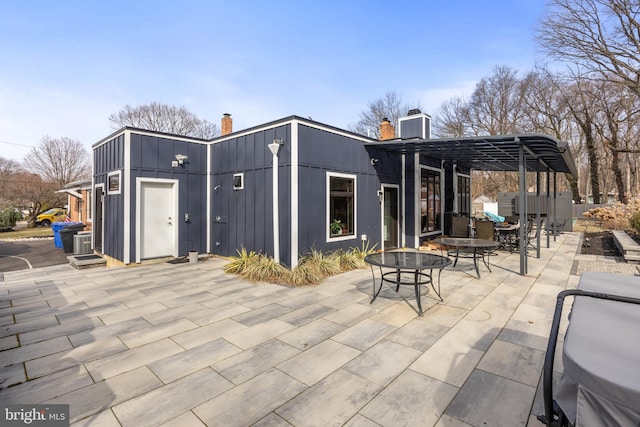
330,219,343,235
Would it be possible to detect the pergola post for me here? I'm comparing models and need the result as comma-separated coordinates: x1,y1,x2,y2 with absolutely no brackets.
546,167,551,248
536,166,541,258
553,172,558,242
518,141,527,275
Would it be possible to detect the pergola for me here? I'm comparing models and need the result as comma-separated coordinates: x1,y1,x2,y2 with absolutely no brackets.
365,134,579,275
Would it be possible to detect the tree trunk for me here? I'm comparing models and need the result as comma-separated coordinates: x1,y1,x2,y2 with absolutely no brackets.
583,121,601,204
565,173,581,203
608,136,626,203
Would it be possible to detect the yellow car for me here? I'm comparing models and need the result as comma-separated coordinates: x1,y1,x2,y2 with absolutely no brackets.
35,208,68,227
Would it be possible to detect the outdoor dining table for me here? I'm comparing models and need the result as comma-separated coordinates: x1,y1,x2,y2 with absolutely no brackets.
432,237,499,278
364,251,451,316
540,272,640,426
494,223,519,252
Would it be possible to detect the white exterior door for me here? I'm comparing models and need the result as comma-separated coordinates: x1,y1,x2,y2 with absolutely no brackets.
139,180,176,259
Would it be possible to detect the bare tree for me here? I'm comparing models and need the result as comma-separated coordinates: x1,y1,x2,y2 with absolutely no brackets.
538,0,640,97
11,172,62,225
109,102,219,139
0,157,21,202
433,96,471,137
349,91,421,138
522,68,582,202
23,136,91,188
467,65,529,136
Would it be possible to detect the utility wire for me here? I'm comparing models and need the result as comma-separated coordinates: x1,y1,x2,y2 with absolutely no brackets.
0,140,35,148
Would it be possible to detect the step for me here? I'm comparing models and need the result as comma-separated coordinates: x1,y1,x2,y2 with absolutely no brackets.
67,254,107,269
612,230,640,263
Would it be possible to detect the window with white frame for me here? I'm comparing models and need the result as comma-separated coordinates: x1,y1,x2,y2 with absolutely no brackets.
327,173,356,238
420,167,441,233
107,171,121,195
233,173,244,190
457,174,471,216
86,189,92,221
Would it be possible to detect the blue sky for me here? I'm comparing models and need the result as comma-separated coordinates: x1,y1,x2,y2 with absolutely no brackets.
0,0,547,162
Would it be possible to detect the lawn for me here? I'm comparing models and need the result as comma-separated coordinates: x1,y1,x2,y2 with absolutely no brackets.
0,223,54,240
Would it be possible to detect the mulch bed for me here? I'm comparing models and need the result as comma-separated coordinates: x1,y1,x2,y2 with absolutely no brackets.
581,230,640,256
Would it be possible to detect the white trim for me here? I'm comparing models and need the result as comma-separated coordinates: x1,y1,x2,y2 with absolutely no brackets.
232,173,244,190
94,183,104,252
398,113,432,139
381,184,400,249
418,164,445,238
455,169,471,215
86,189,92,223
290,120,299,268
414,153,420,248
271,149,280,263
206,144,211,254
93,128,207,150
401,154,406,248
453,164,458,214
211,117,374,146
123,131,131,264
107,170,122,195
135,178,179,263
326,171,358,243
55,189,82,199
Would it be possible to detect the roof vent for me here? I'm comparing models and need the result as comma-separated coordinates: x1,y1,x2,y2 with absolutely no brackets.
407,108,422,116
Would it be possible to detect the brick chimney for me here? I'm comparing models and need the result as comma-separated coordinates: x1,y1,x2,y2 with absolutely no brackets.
221,113,233,136
379,117,395,141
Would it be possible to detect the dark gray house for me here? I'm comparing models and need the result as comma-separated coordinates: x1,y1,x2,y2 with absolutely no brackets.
91,111,472,268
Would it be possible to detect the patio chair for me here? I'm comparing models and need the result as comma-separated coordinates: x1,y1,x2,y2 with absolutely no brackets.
505,215,519,225
526,218,544,251
447,216,472,259
549,218,567,236
450,216,469,237
475,219,497,258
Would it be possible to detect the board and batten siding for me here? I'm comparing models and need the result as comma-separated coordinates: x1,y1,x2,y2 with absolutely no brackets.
297,124,396,256
93,134,126,262
128,133,209,258
210,124,291,264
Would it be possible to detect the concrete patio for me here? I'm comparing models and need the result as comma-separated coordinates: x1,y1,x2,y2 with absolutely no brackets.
1,232,638,426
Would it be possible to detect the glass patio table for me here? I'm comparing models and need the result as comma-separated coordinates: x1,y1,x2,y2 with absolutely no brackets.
432,237,500,278
364,251,451,316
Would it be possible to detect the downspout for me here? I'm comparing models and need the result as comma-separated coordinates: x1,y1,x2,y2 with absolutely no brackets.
268,139,283,263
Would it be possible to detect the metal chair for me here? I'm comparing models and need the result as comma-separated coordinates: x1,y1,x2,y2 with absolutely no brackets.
527,218,544,251
549,218,567,236
450,216,469,237
447,216,470,259
475,220,496,258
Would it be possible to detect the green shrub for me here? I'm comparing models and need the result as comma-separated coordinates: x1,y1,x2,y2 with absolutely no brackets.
0,206,20,229
630,211,640,233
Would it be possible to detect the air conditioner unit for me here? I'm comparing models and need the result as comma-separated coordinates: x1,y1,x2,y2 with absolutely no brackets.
74,234,92,255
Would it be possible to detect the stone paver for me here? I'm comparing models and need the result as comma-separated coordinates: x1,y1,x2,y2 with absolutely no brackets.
0,232,632,426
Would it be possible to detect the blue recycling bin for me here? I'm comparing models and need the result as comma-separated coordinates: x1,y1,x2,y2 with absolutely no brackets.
52,222,82,248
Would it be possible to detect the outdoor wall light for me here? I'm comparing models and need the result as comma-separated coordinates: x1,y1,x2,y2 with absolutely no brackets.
175,154,189,165
268,138,284,156
370,158,379,166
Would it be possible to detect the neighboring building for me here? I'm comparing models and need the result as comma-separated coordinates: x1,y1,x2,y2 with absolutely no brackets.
91,111,472,267
57,179,93,230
